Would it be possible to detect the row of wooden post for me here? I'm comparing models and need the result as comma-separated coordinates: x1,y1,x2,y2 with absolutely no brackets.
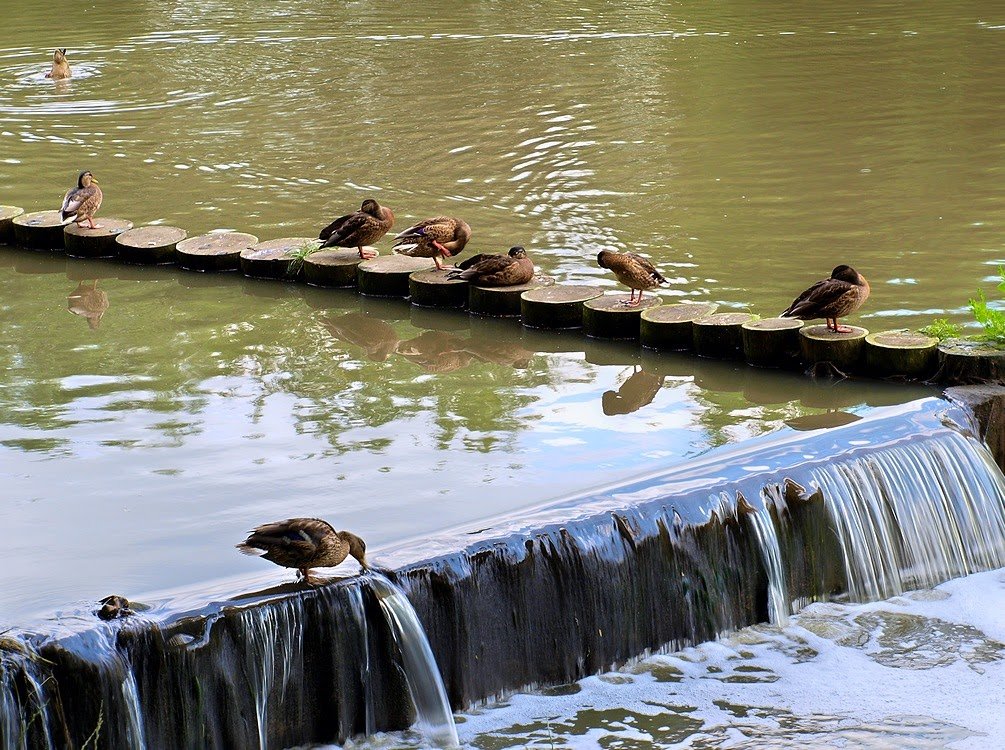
2,205,1001,384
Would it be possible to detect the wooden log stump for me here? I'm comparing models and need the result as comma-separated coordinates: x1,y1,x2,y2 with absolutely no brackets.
520,284,604,330
469,276,555,317
692,312,760,359
0,206,25,244
358,255,433,297
864,329,938,379
63,219,134,258
409,268,468,308
639,301,719,351
13,210,66,251
582,294,661,339
798,324,868,373
240,237,316,280
741,317,804,368
934,339,1005,386
116,226,187,265
302,247,368,288
177,231,258,272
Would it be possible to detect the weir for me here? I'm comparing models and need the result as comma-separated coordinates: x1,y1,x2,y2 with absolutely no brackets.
3,392,1005,749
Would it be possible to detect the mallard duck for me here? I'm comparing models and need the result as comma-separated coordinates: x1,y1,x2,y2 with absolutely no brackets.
67,280,109,330
447,246,534,286
596,249,667,306
60,171,102,229
237,518,369,583
319,199,395,259
780,265,870,333
45,48,71,80
392,216,471,269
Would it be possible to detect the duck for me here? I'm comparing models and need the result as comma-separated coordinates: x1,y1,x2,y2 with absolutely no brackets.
60,171,102,229
45,48,71,80
780,265,870,333
97,595,133,621
237,518,369,583
596,249,667,306
392,216,471,270
319,199,394,259
447,246,534,286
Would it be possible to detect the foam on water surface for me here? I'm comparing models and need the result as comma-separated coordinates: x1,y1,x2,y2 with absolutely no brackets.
317,568,1005,749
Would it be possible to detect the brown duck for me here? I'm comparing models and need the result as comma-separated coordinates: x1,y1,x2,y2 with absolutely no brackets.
392,216,471,269
447,246,533,286
781,265,870,333
596,250,667,306
46,48,71,80
319,199,394,259
237,518,369,583
60,171,102,229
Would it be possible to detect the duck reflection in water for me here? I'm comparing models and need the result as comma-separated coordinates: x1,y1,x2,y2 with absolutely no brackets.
602,365,665,415
323,312,401,362
67,280,108,330
395,331,475,374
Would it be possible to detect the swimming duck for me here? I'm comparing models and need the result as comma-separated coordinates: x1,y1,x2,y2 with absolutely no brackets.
392,216,471,269
237,518,369,583
447,246,534,286
780,265,870,333
596,249,667,306
319,199,394,259
45,49,71,80
60,171,102,229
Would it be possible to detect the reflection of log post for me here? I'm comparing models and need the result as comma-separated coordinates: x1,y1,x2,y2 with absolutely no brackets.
864,330,938,379
302,248,366,288
239,238,316,280
741,317,804,368
583,295,661,339
64,219,134,258
12,210,66,250
358,255,434,297
798,324,868,372
640,302,719,351
693,312,760,359
0,206,25,244
409,268,469,308
520,284,604,329
115,226,187,265
934,339,1005,385
177,232,258,272
470,276,554,317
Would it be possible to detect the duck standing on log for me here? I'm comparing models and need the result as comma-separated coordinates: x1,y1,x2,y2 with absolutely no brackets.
318,199,394,259
238,518,369,584
596,249,667,306
392,216,471,269
60,171,102,229
781,264,870,333
46,48,71,79
447,246,533,286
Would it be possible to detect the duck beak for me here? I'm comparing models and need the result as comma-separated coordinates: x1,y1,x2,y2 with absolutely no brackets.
90,177,99,184
358,554,371,570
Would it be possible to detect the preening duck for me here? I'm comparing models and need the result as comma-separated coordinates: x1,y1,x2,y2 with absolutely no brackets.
392,216,471,269
319,199,394,259
781,265,870,333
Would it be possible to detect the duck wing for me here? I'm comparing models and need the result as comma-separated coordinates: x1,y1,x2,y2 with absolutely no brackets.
624,253,667,283
450,253,510,281
782,278,856,318
60,187,85,219
319,211,380,247
237,517,336,558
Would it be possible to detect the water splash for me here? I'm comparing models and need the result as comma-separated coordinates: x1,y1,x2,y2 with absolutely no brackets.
813,431,1005,602
368,573,459,748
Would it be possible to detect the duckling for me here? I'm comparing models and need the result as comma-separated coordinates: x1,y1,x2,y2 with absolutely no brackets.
319,199,395,259
780,265,870,333
45,48,71,80
447,246,534,286
60,171,102,229
596,249,667,306
392,216,471,270
237,518,369,583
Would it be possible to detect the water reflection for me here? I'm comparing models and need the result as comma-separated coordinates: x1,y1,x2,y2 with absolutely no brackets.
602,365,664,415
66,280,109,330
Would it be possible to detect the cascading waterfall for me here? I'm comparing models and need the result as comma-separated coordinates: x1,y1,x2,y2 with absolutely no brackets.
369,573,459,748
749,485,790,626
347,586,377,738
0,650,54,750
812,430,1005,602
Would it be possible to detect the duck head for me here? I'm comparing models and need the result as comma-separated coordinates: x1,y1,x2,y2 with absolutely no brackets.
596,249,614,269
78,170,97,188
509,246,527,259
831,265,861,284
342,531,370,569
360,199,381,217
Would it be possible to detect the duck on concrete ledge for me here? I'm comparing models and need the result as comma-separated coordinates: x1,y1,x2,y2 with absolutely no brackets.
237,518,369,583
781,264,870,333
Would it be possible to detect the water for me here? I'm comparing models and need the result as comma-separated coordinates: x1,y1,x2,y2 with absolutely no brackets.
369,574,459,749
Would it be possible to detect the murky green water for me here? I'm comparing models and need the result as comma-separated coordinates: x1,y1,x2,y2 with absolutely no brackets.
0,0,999,628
